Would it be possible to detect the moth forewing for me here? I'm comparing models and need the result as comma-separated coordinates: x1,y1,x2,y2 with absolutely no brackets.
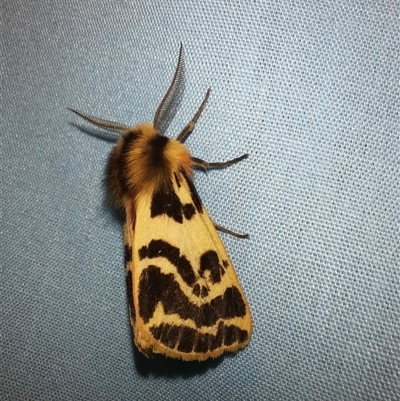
127,168,251,361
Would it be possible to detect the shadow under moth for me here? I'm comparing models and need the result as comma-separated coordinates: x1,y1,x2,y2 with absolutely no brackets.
69,43,252,361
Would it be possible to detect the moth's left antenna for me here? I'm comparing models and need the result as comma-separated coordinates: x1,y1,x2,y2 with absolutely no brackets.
68,108,129,135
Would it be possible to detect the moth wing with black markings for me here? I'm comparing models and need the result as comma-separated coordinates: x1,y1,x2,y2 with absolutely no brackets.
124,169,252,361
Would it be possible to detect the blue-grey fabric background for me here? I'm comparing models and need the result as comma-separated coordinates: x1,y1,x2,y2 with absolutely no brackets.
2,1,399,400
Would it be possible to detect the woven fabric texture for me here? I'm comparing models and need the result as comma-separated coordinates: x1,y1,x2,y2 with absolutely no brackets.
2,1,399,400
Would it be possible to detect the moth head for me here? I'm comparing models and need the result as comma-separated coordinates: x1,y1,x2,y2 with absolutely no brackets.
104,123,192,207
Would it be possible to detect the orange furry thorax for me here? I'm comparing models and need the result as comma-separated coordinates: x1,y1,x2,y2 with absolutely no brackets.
105,122,192,206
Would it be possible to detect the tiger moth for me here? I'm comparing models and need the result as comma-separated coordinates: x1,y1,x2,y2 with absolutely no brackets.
69,43,252,361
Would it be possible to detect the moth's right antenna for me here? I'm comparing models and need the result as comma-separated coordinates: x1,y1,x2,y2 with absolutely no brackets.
153,43,185,133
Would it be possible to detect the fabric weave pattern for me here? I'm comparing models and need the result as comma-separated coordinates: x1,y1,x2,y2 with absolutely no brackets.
2,1,399,400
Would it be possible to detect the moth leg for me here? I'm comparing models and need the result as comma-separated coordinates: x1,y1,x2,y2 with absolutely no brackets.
192,153,248,171
176,88,211,142
214,223,249,239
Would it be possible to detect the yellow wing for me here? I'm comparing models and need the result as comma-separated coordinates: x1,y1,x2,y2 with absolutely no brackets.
124,170,252,361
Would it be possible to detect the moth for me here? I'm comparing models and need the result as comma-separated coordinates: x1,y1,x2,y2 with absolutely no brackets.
69,44,252,361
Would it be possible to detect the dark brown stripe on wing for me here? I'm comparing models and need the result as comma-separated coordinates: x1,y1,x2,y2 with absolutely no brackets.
126,270,135,323
139,240,196,287
173,172,181,188
150,321,249,354
181,170,203,213
138,265,246,327
150,171,201,223
199,250,228,284
151,187,185,223
124,245,132,264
